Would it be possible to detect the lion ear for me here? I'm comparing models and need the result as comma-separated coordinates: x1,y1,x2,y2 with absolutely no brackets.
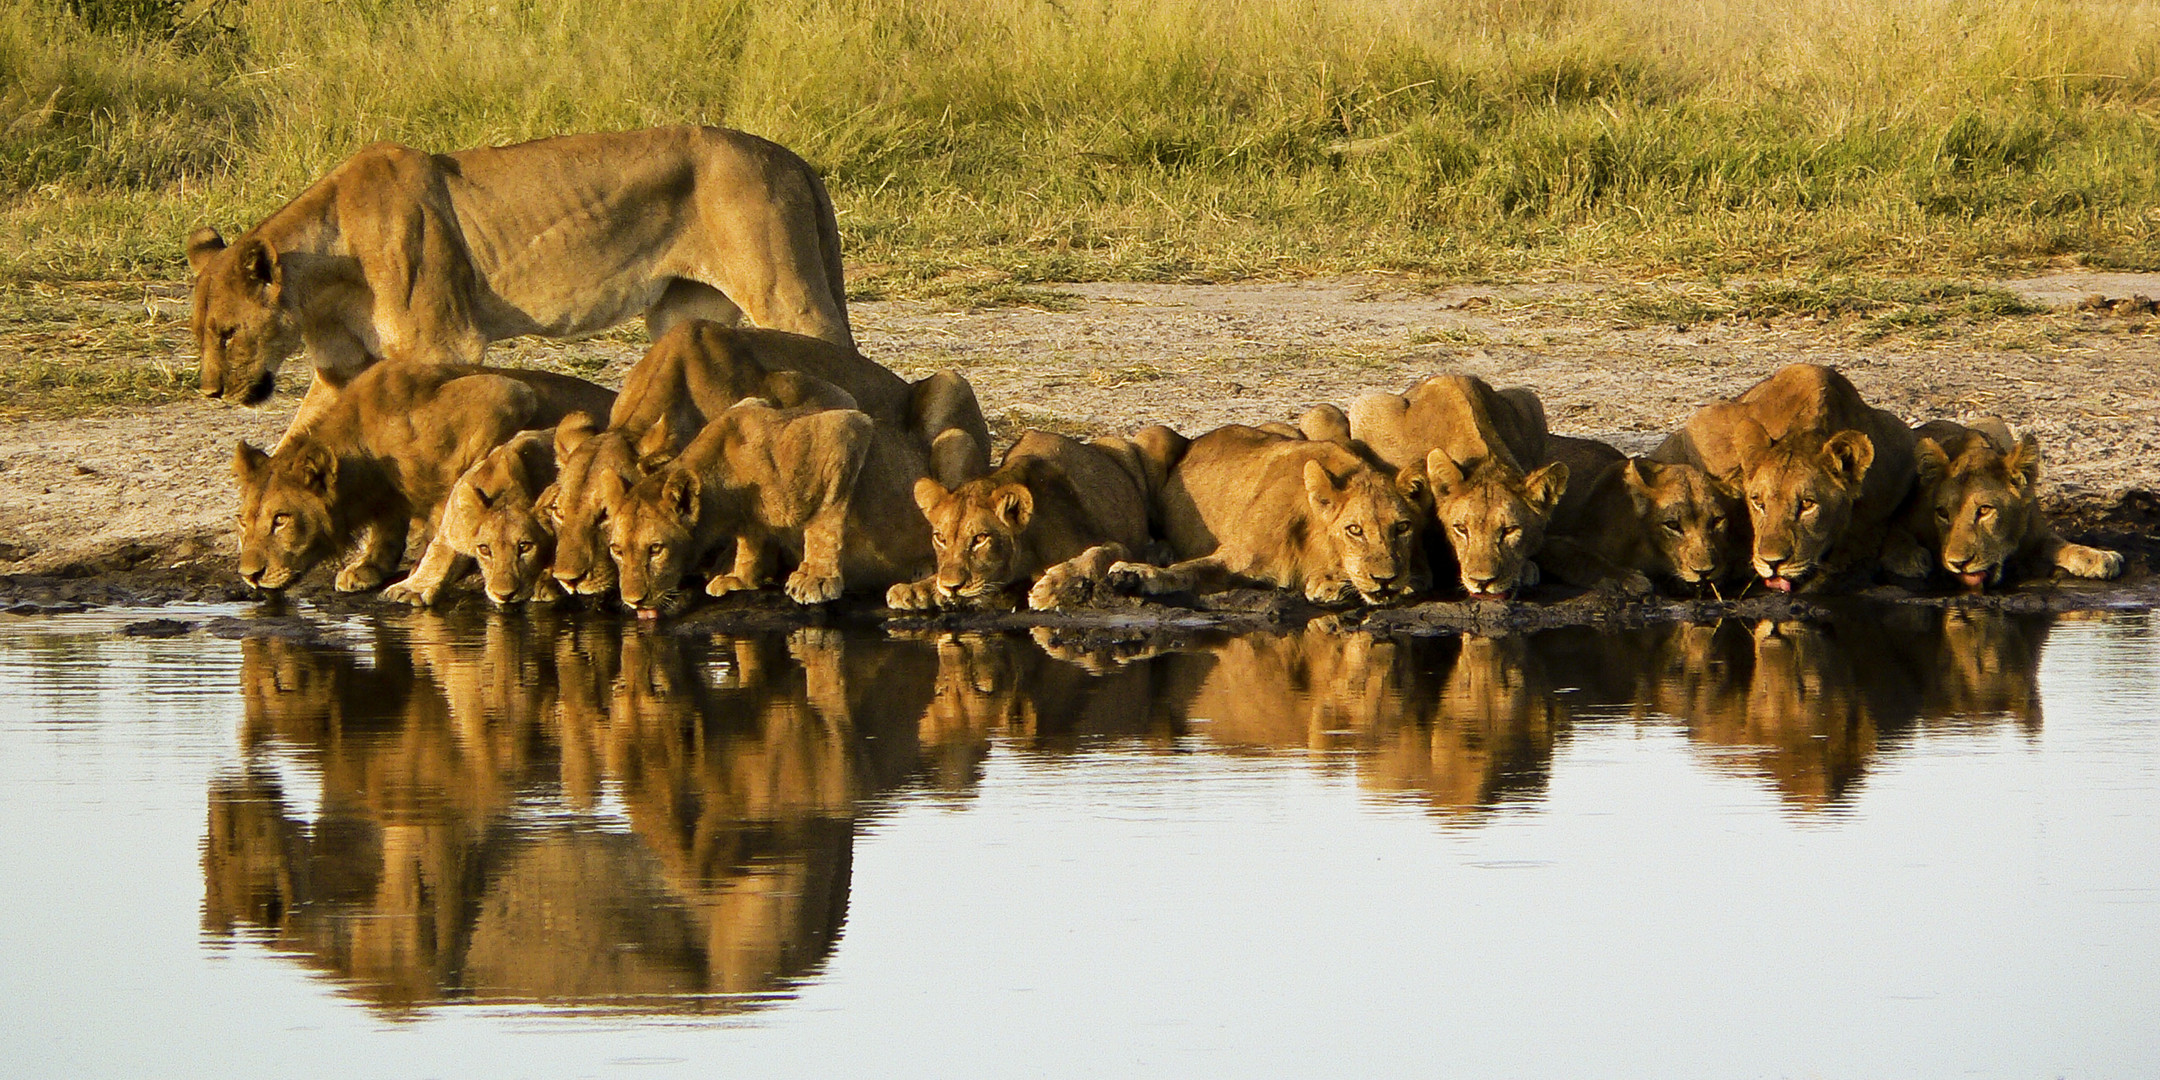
1303,459,1341,513
1525,462,1569,517
292,443,337,495
1424,449,1467,494
993,484,1034,530
1820,430,1874,489
186,227,228,276
1394,463,1429,507
635,417,680,466
662,470,701,523
2005,433,2043,488
1728,415,1772,470
555,413,599,461
913,476,948,516
1620,458,1658,512
233,440,269,483
1915,438,1950,489
234,236,279,294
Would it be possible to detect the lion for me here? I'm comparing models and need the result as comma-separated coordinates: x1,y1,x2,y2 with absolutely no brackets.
188,125,852,440
1882,418,2123,588
381,431,561,606
543,325,989,599
886,426,1179,612
1537,434,1742,594
1104,424,1429,605
607,398,958,615
233,362,613,592
1651,363,1915,593
1309,375,1566,599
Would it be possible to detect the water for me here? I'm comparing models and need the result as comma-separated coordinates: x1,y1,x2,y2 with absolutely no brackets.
2,603,2157,1078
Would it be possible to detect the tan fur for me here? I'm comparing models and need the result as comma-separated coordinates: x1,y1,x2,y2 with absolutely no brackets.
187,125,852,420
390,431,563,606
1106,424,1429,605
234,362,613,593
545,324,989,599
1338,375,1565,598
1886,419,2123,587
1540,435,1741,594
888,428,1165,612
607,396,957,614
1651,363,1915,592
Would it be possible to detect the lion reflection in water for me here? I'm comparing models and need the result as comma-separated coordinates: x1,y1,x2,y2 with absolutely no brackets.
206,616,937,1011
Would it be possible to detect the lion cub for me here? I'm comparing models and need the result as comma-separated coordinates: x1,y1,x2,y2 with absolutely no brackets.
1652,363,1916,593
607,397,962,615
1311,374,1567,600
382,431,562,606
1883,419,2124,588
546,321,989,599
888,427,1180,612
1106,424,1428,605
233,363,613,592
1538,434,1742,594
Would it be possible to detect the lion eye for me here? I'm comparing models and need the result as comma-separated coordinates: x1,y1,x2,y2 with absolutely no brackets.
271,513,291,531
1392,521,1411,536
1799,498,1818,513
1977,505,1996,519
1662,519,1683,534
1750,497,1764,510
1935,508,1951,521
608,543,623,556
932,534,947,549
1452,523,1468,537
1501,525,1520,540
972,533,992,548
517,540,533,553
648,543,663,556
1345,523,1364,538
478,544,492,557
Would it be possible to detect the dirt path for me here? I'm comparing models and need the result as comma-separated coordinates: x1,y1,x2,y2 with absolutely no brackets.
4,273,2159,581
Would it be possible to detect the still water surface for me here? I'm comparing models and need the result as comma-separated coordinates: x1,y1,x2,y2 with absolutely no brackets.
1,604,2157,1078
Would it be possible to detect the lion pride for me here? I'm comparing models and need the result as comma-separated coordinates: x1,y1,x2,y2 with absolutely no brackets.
187,125,853,433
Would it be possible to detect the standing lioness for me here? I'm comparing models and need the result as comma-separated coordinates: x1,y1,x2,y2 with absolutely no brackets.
187,125,852,426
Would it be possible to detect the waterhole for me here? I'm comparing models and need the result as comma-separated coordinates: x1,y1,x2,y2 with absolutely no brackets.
2,603,2156,1077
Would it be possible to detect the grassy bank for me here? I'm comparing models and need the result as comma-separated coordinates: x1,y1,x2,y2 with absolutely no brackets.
3,0,2159,289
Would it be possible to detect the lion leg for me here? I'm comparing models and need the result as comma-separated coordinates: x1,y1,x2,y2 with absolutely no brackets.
785,499,849,605
2034,531,2126,580
1029,543,1132,611
1107,554,1229,597
706,533,776,597
886,574,945,611
274,378,344,453
1537,536,1652,595
382,531,470,606
336,515,408,593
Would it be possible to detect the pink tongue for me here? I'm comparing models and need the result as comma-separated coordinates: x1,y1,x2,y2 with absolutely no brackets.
1958,571,1987,589
1764,576,1794,594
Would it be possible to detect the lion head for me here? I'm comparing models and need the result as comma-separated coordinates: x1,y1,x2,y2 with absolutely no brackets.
606,466,706,616
1730,419,1874,592
1303,458,1430,603
545,414,645,597
913,475,1035,603
441,441,558,605
1915,430,2042,589
1425,451,1567,599
188,228,303,406
1620,458,1740,587
233,440,341,590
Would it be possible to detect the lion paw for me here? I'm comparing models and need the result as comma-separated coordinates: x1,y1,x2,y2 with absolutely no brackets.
1614,569,1654,596
380,576,439,607
1880,542,1933,580
886,579,943,611
705,574,763,598
1520,560,1542,588
335,563,391,593
784,567,844,605
2058,543,2125,580
1304,573,1356,606
1028,565,1095,611
1105,561,1165,595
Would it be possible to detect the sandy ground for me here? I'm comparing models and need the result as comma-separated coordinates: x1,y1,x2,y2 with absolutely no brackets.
4,272,2159,581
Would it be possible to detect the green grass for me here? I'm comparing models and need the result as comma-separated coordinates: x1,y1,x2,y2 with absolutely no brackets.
3,0,2160,289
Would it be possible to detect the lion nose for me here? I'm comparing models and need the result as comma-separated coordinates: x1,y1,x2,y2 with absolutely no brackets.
1760,556,1785,575
1945,556,1971,572
239,567,262,587
200,385,224,400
